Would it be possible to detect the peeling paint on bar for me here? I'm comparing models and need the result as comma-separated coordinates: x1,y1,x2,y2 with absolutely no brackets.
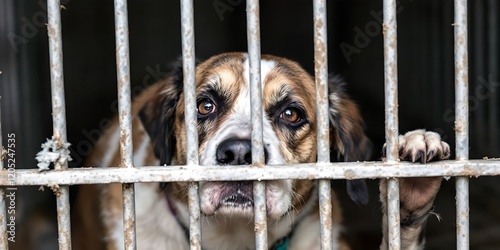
180,0,202,249
313,0,333,248
382,1,400,249
187,182,201,250
47,0,72,249
383,0,401,248
121,184,136,250
246,0,268,249
454,0,470,249
386,179,400,249
253,180,267,250
113,0,136,249
318,180,333,249
115,0,133,169
4,161,499,186
0,98,8,248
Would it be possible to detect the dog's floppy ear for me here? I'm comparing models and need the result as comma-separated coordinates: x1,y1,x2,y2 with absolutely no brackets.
138,60,184,166
328,76,373,206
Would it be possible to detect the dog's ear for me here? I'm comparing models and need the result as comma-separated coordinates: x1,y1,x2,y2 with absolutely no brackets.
138,59,184,166
328,76,373,206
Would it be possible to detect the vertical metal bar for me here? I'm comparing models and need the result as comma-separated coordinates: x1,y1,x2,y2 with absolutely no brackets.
455,178,469,250
47,1,72,249
383,0,400,249
253,180,267,250
114,0,133,169
0,97,8,249
246,1,267,249
454,0,470,249
312,0,333,249
114,0,136,249
180,0,201,249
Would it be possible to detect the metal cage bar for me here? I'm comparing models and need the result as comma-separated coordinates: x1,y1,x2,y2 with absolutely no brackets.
179,0,202,249
113,0,137,249
454,0,470,249
2,160,498,185
312,0,333,248
246,0,268,249
383,0,401,249
47,1,72,249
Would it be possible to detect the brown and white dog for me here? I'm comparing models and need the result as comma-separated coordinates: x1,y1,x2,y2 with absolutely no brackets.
73,52,450,250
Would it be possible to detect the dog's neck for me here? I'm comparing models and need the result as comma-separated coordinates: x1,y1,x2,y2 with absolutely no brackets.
165,187,318,250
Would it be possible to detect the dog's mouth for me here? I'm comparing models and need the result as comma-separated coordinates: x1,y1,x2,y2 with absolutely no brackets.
219,189,254,208
199,180,293,219
214,181,255,213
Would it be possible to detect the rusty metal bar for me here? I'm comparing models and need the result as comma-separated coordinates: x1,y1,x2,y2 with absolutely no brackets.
454,1,469,162
113,0,136,249
114,0,133,169
246,0,268,249
180,0,201,249
312,0,333,248
383,0,400,248
47,0,72,249
0,97,8,249
7,160,499,186
253,180,267,250
454,0,470,249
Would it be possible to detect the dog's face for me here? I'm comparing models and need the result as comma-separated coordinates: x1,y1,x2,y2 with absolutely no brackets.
139,52,371,221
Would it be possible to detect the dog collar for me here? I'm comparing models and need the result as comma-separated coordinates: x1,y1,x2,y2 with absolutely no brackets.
271,235,290,250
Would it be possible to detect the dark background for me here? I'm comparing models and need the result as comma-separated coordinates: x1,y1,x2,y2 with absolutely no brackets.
1,0,499,249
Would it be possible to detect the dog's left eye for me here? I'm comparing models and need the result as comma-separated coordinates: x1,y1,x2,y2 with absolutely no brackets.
280,108,302,124
198,99,216,115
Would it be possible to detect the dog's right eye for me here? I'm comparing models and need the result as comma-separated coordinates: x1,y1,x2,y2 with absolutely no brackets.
198,99,216,116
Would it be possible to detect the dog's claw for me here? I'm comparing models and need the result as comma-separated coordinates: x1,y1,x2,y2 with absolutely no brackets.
394,130,450,164
427,150,435,162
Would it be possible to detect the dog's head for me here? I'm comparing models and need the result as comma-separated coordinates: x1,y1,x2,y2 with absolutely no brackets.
139,52,371,221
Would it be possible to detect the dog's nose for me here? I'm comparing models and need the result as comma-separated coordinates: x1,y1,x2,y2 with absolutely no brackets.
216,139,268,165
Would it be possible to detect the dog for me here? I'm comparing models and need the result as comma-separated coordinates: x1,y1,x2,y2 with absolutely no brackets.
73,52,450,250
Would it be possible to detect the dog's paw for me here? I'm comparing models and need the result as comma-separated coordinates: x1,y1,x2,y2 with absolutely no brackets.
383,129,450,163
380,129,450,227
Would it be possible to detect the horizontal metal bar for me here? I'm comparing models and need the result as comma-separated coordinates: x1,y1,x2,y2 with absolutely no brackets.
1,160,498,186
